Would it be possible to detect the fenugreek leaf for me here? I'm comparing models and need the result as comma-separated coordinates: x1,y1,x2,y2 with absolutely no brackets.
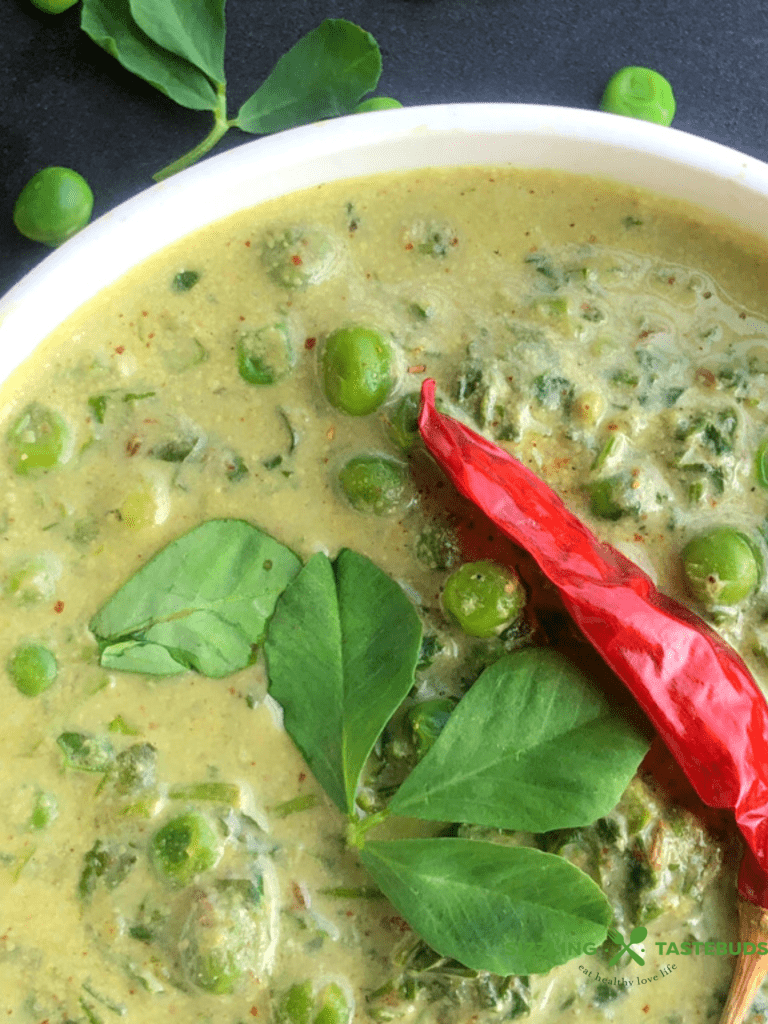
235,19,381,135
360,839,611,975
90,519,300,677
81,0,218,111
264,549,421,814
128,0,226,85
389,648,649,831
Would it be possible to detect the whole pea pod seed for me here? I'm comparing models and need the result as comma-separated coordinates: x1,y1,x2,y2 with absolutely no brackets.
681,527,762,607
13,167,94,246
322,326,394,415
338,455,407,514
29,0,79,10
442,560,526,637
600,67,676,126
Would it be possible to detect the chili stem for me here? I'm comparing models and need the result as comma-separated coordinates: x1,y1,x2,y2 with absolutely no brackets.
718,898,768,1024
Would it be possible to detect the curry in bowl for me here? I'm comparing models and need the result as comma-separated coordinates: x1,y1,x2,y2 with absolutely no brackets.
2,165,768,1023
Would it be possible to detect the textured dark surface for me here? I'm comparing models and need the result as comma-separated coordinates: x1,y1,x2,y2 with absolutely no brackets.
2,0,766,298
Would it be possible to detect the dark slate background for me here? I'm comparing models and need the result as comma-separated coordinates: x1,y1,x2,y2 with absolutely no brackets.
2,0,766,299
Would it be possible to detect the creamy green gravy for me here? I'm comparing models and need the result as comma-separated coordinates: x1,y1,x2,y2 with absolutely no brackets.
3,167,768,1023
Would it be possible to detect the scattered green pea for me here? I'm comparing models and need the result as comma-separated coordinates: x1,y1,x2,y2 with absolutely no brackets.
383,392,421,452
29,0,79,10
322,326,394,415
237,323,295,386
600,67,676,127
6,402,73,475
281,981,314,1024
150,812,221,886
261,226,338,289
314,983,351,1024
681,527,762,607
442,560,526,638
57,731,115,772
587,476,630,521
7,643,58,696
354,97,403,112
338,455,407,514
13,167,94,247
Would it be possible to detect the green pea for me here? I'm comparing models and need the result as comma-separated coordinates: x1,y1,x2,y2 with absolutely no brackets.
150,812,221,886
13,167,94,247
57,731,115,772
261,226,338,289
756,437,768,488
281,981,314,1024
681,527,762,607
383,392,421,452
442,560,526,638
322,326,394,415
407,698,455,759
237,323,295,386
600,67,676,126
338,455,407,514
29,0,79,10
113,743,157,795
587,476,631,521
7,402,73,475
7,643,58,696
314,983,350,1024
354,97,403,112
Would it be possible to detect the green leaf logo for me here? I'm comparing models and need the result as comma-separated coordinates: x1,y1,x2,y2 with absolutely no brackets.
607,926,647,966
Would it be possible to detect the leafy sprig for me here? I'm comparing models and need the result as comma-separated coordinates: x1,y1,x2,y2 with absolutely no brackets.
90,519,649,976
80,2,383,180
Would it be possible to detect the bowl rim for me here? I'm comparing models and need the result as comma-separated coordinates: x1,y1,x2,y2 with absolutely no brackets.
3,101,768,385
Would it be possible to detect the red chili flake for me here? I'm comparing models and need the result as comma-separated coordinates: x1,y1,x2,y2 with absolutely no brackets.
244,240,251,247
250,1009,259,1017
142,311,148,317
115,346,125,354
125,437,141,457
239,315,246,321
668,277,676,285
326,426,336,441
643,1007,650,1014
147,333,155,339
291,881,307,909
408,364,427,374
404,242,414,250
291,254,303,266
298,771,306,782
450,237,459,246
695,367,717,387
304,337,317,350
740,312,748,319
53,601,64,614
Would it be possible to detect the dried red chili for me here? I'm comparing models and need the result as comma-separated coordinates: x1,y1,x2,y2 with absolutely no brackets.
418,378,768,908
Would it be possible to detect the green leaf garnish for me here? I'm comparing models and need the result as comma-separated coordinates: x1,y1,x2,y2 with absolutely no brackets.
360,839,611,975
80,4,384,179
389,648,649,831
264,549,422,814
234,19,382,135
128,0,226,84
80,0,219,111
89,519,300,677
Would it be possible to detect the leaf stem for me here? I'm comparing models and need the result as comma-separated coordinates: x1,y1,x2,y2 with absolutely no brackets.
347,809,390,849
153,83,230,182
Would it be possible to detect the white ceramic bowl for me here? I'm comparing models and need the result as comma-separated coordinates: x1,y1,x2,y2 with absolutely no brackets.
4,102,768,383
